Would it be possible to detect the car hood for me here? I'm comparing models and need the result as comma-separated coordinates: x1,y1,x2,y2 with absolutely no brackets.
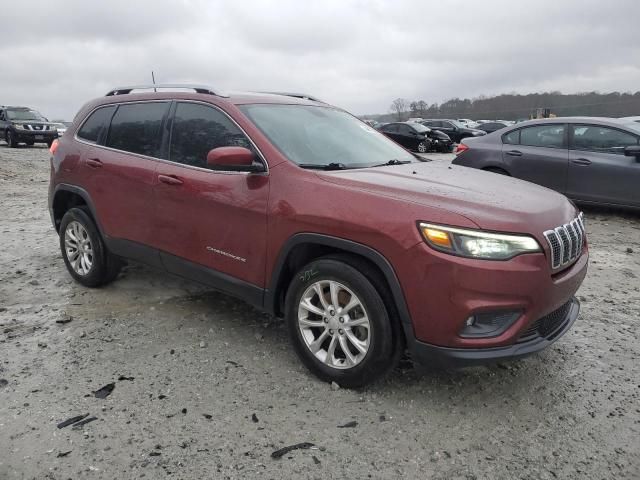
318,162,577,236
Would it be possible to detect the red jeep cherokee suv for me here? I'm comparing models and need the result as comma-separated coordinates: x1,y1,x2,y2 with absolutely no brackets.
48,85,588,387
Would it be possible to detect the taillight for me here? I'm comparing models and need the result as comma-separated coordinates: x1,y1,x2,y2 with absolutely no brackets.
49,139,59,155
455,143,469,155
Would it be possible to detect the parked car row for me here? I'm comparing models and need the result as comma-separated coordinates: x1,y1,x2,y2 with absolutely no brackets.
0,105,65,147
453,117,640,209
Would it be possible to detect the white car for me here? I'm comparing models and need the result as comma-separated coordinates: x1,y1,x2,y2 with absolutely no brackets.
53,123,68,137
620,116,640,123
457,118,479,128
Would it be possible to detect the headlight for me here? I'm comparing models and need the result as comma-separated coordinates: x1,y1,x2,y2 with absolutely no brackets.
14,123,28,130
418,223,541,260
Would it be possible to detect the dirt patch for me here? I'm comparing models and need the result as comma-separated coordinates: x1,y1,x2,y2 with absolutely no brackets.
1,144,638,479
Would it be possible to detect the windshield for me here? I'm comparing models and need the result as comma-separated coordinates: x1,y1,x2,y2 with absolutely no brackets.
7,109,46,121
449,120,466,128
239,104,415,168
412,123,429,133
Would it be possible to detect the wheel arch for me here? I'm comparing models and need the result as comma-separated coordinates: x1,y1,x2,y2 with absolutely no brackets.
51,184,102,234
266,234,415,341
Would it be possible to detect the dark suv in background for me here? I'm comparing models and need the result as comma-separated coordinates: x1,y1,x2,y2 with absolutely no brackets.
48,84,587,387
0,106,58,147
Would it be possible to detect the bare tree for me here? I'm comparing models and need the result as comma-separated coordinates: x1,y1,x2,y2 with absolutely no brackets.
390,98,408,121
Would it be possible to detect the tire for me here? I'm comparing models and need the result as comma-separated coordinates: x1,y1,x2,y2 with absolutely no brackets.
484,167,510,176
6,130,18,148
417,142,428,153
59,207,122,287
285,256,395,388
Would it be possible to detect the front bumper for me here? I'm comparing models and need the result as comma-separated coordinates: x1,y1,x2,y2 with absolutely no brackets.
14,129,58,142
410,297,580,368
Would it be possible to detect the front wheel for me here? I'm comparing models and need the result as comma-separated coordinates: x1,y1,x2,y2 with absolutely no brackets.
59,208,122,287
285,257,395,388
6,130,18,148
417,141,428,153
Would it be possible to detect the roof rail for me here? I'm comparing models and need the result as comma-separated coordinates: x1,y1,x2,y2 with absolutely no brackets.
260,91,325,103
105,84,228,97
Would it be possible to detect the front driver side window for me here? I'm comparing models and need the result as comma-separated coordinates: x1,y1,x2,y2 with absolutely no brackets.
170,102,254,169
571,125,639,155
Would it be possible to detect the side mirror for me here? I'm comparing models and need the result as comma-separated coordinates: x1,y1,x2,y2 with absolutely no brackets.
206,146,264,172
623,145,640,158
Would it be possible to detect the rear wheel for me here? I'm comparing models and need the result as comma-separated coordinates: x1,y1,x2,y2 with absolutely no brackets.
59,208,122,287
285,257,395,388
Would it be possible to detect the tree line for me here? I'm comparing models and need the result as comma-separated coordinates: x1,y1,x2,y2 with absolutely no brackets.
377,91,640,122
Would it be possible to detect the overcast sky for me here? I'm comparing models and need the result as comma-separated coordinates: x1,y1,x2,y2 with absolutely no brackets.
2,0,639,120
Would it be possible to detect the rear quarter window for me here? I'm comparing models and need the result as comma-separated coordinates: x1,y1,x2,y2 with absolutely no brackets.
77,106,116,143
502,129,520,145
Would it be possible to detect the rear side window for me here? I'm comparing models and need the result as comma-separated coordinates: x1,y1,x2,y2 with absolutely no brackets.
502,129,520,145
169,102,253,169
571,125,639,155
77,106,116,143
106,102,169,157
520,124,565,149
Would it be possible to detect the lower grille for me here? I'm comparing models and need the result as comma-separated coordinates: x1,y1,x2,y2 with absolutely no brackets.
517,301,572,343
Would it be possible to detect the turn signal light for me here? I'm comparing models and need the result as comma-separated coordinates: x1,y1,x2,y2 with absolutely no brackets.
455,143,469,155
49,139,59,155
421,227,453,249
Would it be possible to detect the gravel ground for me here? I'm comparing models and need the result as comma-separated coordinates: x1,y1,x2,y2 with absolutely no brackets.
1,144,639,480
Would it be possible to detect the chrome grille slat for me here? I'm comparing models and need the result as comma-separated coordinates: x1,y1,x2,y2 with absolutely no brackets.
543,213,586,270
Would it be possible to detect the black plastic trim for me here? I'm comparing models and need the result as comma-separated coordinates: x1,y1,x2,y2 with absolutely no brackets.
50,184,104,234
411,297,580,368
160,251,263,308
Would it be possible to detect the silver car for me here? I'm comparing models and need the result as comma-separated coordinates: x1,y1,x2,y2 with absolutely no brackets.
452,117,640,209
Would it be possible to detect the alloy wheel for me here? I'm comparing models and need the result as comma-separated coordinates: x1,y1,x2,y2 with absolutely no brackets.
418,142,427,153
297,280,371,369
64,221,94,276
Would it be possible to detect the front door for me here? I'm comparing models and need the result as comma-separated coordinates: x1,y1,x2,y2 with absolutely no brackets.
567,124,640,207
151,101,269,291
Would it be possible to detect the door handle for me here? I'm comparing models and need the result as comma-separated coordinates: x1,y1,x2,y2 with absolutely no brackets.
86,158,103,168
571,158,592,166
505,150,522,157
158,174,183,186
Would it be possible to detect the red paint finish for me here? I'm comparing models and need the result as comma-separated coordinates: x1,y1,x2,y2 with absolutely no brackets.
50,90,588,352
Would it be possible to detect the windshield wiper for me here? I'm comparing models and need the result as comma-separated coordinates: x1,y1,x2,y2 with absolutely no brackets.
370,159,413,168
298,162,349,171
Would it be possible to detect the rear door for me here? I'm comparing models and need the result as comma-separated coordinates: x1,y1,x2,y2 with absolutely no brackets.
150,101,269,291
500,123,569,193
566,124,640,206
80,101,170,252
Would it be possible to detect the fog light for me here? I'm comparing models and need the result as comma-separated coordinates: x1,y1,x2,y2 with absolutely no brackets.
459,310,521,338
